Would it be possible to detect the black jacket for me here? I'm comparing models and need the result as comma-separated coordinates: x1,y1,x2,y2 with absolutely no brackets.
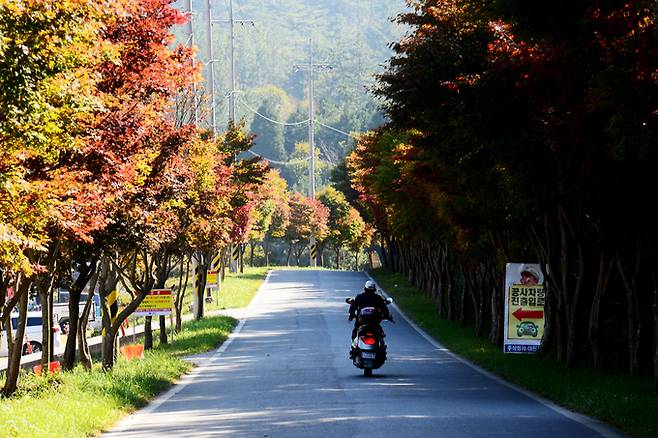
349,291,391,321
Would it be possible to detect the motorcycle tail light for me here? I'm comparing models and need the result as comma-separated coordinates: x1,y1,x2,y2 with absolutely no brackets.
360,335,376,346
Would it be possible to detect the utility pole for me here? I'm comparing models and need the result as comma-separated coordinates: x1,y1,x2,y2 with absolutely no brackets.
213,0,254,272
294,39,332,267
184,0,197,125
213,0,254,124
205,0,216,133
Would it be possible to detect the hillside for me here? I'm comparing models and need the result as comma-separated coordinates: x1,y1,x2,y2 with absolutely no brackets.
174,0,407,190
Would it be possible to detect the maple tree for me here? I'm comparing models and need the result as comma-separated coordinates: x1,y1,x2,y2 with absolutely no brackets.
0,0,117,395
318,187,369,269
247,169,289,266
284,193,329,266
348,0,658,379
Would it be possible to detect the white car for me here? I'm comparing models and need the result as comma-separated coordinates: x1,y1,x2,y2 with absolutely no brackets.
0,312,63,357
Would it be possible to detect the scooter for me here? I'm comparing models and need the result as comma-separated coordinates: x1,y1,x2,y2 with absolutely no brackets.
345,297,394,376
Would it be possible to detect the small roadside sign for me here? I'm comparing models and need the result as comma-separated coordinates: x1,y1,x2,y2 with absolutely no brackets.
206,270,219,288
135,289,173,316
503,263,546,354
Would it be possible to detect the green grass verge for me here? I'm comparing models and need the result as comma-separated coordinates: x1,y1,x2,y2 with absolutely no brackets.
174,266,269,313
370,268,656,438
0,316,236,437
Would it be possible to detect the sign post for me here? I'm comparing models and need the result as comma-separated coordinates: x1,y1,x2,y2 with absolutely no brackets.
503,263,546,354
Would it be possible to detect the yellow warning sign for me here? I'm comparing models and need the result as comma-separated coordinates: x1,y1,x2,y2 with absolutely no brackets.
135,289,173,316
206,270,219,288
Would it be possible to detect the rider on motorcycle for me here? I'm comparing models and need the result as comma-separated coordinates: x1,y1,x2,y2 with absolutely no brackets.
349,280,393,339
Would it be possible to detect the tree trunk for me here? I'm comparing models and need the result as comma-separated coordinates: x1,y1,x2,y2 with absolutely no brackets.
77,280,97,370
263,241,270,267
159,315,168,345
101,329,120,370
459,267,467,325
36,256,59,368
153,253,170,346
63,260,97,370
489,285,500,344
39,287,53,368
174,255,191,333
194,255,207,320
445,247,454,321
2,287,28,396
144,316,153,350
588,253,613,370
249,242,256,267
616,245,642,376
99,258,121,369
652,266,658,394
220,247,228,281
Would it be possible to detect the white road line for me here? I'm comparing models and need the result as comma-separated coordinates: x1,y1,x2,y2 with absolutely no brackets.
364,272,622,438
106,270,273,435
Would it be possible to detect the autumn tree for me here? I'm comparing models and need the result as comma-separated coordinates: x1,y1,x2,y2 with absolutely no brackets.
350,0,658,378
0,0,116,393
284,193,329,266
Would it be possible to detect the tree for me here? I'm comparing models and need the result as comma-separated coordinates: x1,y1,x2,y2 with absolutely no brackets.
318,187,352,268
248,169,289,266
349,0,658,378
284,193,329,265
83,0,196,368
0,0,115,395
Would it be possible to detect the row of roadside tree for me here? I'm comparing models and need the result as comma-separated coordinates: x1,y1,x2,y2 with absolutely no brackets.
339,0,658,386
0,0,373,397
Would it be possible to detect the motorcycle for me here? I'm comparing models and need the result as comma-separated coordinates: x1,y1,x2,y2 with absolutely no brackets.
345,296,394,377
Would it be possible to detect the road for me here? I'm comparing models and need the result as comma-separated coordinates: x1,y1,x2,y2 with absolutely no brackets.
105,270,619,437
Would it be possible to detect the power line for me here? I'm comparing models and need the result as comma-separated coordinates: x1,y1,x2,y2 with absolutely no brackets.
315,121,361,139
245,149,310,166
237,97,309,126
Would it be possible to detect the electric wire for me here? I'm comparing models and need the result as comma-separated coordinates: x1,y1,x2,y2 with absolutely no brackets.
315,121,361,139
245,149,310,166
237,97,310,126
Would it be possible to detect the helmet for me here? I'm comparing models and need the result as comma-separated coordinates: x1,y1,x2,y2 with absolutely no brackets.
364,280,376,292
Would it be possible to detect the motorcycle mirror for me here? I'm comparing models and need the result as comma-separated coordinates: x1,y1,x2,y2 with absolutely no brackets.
345,297,354,304
385,297,394,304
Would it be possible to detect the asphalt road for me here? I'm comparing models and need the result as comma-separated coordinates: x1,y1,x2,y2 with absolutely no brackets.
105,270,620,437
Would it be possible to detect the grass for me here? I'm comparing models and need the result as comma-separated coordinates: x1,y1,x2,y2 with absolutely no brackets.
174,266,270,313
370,267,658,438
0,316,237,437
206,266,270,310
